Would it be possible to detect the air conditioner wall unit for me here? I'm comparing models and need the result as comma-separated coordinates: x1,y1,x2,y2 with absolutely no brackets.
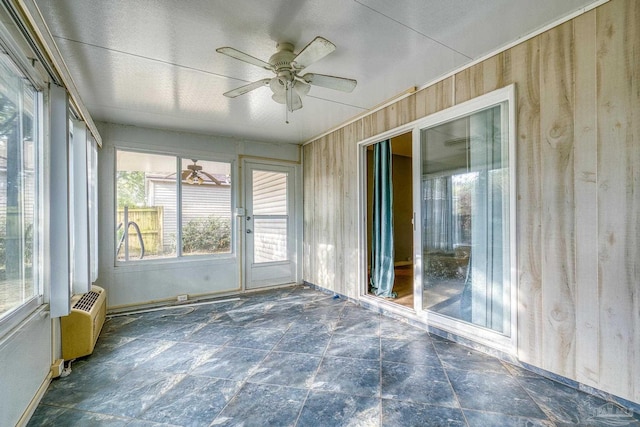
61,285,106,360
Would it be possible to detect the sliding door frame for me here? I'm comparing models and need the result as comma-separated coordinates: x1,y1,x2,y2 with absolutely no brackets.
412,85,517,354
357,124,418,312
358,85,517,355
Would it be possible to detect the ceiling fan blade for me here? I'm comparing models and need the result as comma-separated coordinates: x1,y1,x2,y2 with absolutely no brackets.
181,170,190,180
292,36,335,70
302,73,357,93
216,47,273,70
223,78,271,98
201,171,222,185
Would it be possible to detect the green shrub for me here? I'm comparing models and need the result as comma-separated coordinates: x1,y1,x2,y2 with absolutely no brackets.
182,216,231,254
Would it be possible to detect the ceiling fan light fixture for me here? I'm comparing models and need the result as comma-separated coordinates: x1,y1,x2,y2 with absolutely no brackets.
183,159,214,185
294,80,311,97
270,77,286,97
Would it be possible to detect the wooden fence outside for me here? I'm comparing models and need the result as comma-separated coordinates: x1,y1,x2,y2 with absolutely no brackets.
117,207,164,258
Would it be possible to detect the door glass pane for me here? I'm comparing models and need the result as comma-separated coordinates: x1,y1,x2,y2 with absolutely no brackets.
181,159,232,256
253,170,287,215
421,103,510,335
254,218,287,263
252,170,288,264
116,151,177,261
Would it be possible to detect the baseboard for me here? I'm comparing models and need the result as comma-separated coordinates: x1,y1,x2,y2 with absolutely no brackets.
16,373,52,427
394,261,412,267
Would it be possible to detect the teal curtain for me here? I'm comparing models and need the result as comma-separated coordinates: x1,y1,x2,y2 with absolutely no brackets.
370,140,395,297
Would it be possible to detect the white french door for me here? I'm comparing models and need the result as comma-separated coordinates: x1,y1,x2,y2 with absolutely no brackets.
243,161,297,289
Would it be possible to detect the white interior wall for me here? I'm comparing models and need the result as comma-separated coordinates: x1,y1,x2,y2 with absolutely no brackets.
96,122,300,309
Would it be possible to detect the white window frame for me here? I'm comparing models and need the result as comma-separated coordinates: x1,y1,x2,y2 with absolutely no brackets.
114,148,236,266
0,50,44,328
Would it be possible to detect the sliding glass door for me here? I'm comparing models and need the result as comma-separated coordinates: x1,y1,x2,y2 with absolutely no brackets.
414,87,515,350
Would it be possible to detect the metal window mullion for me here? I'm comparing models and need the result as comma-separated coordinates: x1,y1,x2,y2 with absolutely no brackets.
176,157,182,257
123,206,129,261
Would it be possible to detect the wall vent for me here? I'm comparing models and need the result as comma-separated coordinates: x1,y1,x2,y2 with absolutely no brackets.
73,290,100,312
61,285,106,360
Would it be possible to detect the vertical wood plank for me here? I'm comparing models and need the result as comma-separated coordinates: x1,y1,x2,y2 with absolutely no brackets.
511,36,543,367
313,136,326,288
342,122,361,298
321,134,337,290
539,20,576,378
332,130,345,295
302,143,314,283
456,53,509,105
573,9,600,388
631,0,640,404
596,0,640,402
416,77,455,119
481,52,508,93
382,95,416,129
362,109,386,140
415,86,428,119
454,64,482,105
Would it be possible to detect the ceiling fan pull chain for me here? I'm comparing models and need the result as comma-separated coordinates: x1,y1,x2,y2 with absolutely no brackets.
285,80,291,124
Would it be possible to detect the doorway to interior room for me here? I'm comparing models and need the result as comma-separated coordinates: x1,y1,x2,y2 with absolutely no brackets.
366,132,413,309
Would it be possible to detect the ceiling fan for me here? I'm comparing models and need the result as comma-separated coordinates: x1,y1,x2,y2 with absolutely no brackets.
216,36,357,114
181,160,221,185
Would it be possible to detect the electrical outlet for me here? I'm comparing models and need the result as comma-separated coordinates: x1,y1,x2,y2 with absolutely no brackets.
177,294,188,302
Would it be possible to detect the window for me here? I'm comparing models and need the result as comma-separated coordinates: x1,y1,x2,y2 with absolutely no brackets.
116,150,232,262
421,97,513,337
181,159,231,256
0,53,40,320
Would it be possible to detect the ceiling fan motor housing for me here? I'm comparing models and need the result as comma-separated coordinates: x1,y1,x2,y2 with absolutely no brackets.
269,42,296,72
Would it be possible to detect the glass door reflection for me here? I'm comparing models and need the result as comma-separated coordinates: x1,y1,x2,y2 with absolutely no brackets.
421,104,511,335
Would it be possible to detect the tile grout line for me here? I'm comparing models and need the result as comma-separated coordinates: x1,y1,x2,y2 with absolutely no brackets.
204,296,296,426
292,303,343,426
430,338,471,427
503,361,562,425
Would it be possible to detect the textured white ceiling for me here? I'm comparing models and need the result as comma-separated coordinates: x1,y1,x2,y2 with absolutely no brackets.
35,0,599,144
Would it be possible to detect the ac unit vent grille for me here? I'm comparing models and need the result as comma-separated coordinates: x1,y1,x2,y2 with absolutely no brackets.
73,290,101,312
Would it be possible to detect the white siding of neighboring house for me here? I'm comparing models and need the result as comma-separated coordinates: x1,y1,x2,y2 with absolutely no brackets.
151,179,231,251
252,171,287,263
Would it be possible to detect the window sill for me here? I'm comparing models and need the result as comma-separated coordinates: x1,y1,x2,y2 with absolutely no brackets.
114,253,237,271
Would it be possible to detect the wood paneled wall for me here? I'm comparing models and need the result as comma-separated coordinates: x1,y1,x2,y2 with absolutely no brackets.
302,0,639,404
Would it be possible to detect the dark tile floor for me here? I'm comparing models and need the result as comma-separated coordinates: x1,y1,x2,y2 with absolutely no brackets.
29,286,640,427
